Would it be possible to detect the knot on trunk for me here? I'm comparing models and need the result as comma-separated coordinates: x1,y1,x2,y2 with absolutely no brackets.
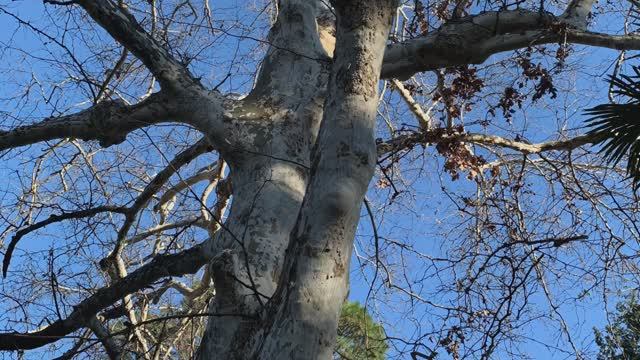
87,99,129,147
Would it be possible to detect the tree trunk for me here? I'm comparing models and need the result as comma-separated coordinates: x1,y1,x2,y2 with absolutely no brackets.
196,0,396,358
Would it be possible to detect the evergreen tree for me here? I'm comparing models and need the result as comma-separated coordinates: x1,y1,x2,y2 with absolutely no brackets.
334,302,388,360
594,294,640,360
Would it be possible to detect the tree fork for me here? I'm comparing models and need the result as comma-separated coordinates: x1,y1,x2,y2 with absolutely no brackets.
206,1,399,359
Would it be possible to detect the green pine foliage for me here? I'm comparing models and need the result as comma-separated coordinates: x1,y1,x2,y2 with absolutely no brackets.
110,299,388,359
594,293,640,360
334,301,388,360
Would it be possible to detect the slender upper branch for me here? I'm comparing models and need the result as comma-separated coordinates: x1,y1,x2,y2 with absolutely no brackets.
0,92,178,151
128,217,205,245
76,0,198,91
2,205,128,277
154,162,220,214
129,138,212,214
390,79,431,130
107,138,212,261
376,129,605,158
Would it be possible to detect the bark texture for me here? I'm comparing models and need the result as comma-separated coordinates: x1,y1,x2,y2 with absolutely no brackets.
254,2,397,358
195,1,330,357
195,1,396,358
196,1,394,358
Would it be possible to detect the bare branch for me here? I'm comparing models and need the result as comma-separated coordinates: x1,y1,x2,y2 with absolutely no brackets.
87,316,122,360
458,132,603,153
105,138,212,263
76,0,198,91
43,1,78,5
129,139,212,215
0,244,208,351
2,205,128,277
390,79,432,130
381,9,640,80
51,329,92,360
0,92,177,151
376,129,606,158
128,216,205,245
564,30,640,50
154,162,221,220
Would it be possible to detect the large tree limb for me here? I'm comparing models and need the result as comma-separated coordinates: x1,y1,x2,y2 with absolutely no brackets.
381,9,640,80
0,244,208,351
76,0,198,91
87,316,122,360
561,0,597,29
251,1,397,358
247,0,328,101
0,92,177,151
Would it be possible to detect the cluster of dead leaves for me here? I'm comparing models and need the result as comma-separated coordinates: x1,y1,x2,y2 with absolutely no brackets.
434,126,486,181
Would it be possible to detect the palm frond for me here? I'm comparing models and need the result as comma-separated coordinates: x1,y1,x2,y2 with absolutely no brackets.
585,66,640,191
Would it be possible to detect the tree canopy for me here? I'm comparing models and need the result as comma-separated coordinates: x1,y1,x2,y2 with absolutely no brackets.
0,0,638,358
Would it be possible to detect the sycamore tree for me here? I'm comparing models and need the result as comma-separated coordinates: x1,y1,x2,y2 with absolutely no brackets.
0,0,639,359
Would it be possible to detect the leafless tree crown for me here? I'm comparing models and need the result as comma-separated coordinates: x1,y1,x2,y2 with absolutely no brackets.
0,0,637,359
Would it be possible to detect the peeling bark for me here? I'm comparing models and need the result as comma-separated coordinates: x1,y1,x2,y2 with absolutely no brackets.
196,1,396,358
251,2,397,358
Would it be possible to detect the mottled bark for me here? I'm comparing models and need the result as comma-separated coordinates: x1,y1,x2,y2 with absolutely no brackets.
253,2,397,358
196,1,396,358
195,1,329,357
